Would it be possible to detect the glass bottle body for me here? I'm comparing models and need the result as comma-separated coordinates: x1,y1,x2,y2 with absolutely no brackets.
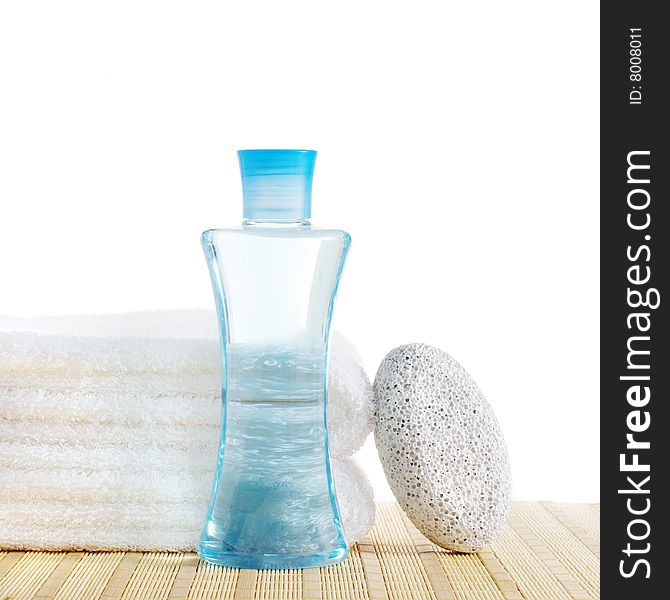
198,222,350,569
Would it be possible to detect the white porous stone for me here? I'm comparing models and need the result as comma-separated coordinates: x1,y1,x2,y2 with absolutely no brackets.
374,343,511,552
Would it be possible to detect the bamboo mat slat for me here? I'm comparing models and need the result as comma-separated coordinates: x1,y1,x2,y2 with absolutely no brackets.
0,502,599,600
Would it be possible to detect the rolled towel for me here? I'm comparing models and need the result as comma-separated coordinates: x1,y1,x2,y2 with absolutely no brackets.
0,311,375,550
332,458,376,544
328,334,375,458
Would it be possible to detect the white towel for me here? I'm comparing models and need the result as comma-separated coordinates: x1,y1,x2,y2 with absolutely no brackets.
0,311,375,551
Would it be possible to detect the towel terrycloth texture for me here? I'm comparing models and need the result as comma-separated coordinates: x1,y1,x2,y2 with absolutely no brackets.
0,311,375,551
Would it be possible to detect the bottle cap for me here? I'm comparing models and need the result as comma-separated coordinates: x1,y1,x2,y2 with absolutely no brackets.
238,149,316,221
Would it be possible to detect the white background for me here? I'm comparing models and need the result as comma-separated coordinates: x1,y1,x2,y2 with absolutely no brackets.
0,1,599,501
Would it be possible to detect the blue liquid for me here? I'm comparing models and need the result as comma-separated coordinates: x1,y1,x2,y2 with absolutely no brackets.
198,345,347,569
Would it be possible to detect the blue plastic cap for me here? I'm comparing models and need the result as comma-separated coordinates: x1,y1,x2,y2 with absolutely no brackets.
238,149,316,221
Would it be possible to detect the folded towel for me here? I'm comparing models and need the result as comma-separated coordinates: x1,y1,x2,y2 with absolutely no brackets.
0,458,374,551
0,311,375,550
0,311,373,457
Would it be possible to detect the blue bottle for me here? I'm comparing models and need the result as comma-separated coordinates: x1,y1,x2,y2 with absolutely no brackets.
198,150,351,569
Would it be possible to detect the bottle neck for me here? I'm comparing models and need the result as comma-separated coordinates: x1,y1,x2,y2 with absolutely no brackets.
242,218,311,228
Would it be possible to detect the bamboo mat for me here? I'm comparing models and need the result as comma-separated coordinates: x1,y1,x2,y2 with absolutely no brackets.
0,502,599,600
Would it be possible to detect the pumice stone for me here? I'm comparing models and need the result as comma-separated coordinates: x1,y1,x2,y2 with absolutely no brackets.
373,343,511,552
